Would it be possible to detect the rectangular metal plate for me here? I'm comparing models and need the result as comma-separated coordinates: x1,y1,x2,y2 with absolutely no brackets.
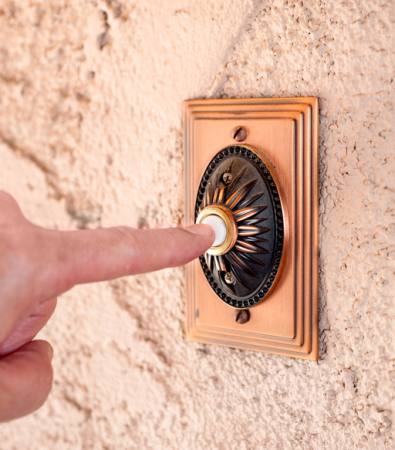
184,97,319,360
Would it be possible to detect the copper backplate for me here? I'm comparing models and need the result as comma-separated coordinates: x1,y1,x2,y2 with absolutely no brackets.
184,97,319,360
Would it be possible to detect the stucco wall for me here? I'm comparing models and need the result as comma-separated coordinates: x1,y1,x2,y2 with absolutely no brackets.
0,1,393,449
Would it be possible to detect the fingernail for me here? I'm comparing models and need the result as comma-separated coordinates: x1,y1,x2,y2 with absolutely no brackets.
186,224,215,237
46,343,54,361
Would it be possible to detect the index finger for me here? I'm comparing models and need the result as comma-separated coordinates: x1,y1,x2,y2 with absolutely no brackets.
46,224,214,289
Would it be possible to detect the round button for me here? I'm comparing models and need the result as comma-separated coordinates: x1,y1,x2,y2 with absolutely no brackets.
196,205,237,256
200,214,227,247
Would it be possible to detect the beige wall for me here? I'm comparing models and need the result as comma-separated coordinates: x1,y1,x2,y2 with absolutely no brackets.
0,1,393,449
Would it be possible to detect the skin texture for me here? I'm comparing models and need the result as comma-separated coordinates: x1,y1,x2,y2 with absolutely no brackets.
0,191,214,422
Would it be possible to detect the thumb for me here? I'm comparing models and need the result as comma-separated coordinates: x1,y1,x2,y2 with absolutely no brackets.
0,340,53,422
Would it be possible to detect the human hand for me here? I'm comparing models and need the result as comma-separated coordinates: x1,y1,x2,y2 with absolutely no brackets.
0,191,213,422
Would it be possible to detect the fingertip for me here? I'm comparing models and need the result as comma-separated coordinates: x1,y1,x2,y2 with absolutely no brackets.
32,339,53,362
185,223,215,238
15,340,54,395
185,224,215,249
165,224,213,266
0,340,54,422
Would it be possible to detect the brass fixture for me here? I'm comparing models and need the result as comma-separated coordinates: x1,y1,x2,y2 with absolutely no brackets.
184,97,319,360
195,145,284,309
196,204,237,256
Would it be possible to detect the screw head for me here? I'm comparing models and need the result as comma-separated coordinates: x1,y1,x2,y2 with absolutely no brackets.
232,126,247,142
235,309,250,324
221,172,233,185
224,272,235,285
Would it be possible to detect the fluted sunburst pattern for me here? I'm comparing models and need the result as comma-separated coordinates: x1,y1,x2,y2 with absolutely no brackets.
199,170,270,283
195,146,284,309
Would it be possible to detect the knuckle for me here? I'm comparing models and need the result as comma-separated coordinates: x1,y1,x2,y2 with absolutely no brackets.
112,226,140,253
111,226,141,273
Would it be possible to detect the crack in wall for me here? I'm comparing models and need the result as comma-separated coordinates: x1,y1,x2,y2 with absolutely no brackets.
0,129,64,199
206,0,264,97
109,279,189,431
109,279,172,368
0,129,101,228
97,9,111,50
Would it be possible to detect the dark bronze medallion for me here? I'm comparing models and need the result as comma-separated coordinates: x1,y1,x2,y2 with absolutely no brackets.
195,146,284,308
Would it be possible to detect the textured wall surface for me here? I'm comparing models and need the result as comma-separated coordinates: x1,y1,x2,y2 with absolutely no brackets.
0,1,394,449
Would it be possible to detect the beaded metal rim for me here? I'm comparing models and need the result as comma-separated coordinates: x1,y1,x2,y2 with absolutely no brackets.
195,145,284,309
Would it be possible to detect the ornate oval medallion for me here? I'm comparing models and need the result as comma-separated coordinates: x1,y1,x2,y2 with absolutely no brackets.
195,145,284,308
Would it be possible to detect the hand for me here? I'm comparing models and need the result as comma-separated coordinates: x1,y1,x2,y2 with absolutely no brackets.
0,191,213,422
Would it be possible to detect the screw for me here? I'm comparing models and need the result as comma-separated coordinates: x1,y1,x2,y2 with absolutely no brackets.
222,172,233,185
235,309,250,324
224,272,235,285
232,126,247,142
